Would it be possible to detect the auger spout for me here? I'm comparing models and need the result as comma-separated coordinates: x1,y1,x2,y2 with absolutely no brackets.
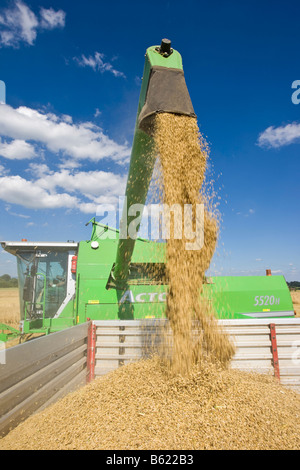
112,39,196,283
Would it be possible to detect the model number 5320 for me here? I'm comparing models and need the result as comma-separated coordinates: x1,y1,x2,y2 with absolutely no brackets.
254,295,280,306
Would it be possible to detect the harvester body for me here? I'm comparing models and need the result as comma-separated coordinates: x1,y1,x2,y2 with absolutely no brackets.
0,224,294,341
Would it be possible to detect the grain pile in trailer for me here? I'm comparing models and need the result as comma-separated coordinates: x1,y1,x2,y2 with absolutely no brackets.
1,357,300,450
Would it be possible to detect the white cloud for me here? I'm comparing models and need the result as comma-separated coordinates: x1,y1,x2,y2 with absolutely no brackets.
74,52,126,78
0,174,79,210
31,165,127,206
28,163,49,177
0,164,7,175
0,102,130,214
5,205,30,219
0,104,130,163
35,167,127,200
39,7,66,30
235,208,255,217
0,165,127,214
0,0,38,47
257,122,300,148
0,1,66,48
0,138,36,159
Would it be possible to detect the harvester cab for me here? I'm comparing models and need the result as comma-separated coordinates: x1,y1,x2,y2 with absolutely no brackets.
0,39,296,342
0,241,78,339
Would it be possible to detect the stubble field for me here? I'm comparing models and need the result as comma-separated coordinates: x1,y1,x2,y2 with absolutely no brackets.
292,290,300,316
0,288,20,330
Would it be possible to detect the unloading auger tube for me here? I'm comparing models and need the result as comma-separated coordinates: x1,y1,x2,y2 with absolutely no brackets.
112,39,196,282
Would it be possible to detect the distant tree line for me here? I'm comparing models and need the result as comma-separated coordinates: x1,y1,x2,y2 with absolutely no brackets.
0,274,18,288
287,281,300,290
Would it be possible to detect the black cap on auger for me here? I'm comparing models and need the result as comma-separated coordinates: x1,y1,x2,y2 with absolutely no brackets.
160,38,172,56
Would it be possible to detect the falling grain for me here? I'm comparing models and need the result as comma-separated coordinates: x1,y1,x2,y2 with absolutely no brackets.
153,113,235,374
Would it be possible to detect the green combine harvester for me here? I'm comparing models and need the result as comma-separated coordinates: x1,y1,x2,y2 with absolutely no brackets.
0,39,295,342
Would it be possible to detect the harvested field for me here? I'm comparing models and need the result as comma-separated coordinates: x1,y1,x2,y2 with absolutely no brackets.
0,288,19,329
1,356,299,450
0,287,45,346
291,290,300,317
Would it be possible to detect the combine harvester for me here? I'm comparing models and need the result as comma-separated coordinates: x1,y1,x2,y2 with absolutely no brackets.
0,39,299,436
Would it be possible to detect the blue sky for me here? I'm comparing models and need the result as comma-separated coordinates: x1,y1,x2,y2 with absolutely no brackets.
0,0,299,281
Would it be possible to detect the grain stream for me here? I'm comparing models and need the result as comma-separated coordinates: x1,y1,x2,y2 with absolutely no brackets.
153,113,235,374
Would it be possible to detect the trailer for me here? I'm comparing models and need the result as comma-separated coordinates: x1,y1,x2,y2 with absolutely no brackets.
1,317,300,437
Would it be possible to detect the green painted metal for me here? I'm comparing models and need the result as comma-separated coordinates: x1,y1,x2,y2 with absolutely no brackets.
146,45,183,69
203,275,295,319
75,222,167,322
113,44,185,282
0,323,20,342
71,225,295,323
